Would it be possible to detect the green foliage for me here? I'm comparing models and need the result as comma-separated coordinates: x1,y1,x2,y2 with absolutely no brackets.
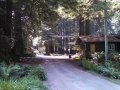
0,76,47,90
0,63,24,79
23,52,36,57
0,62,47,90
95,61,120,79
91,52,105,62
1,62,46,80
95,65,105,73
91,51,120,62
22,64,32,75
108,51,120,62
89,0,114,19
80,58,97,70
22,64,47,81
104,61,114,67
41,47,46,55
73,53,81,60
0,62,9,79
7,64,21,74
7,64,24,79
28,67,47,81
80,57,120,79
0,67,8,79
0,61,7,67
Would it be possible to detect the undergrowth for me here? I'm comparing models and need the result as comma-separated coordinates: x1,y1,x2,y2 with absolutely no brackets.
0,62,47,90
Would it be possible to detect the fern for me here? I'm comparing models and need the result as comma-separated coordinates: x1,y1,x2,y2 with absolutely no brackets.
28,67,47,81
6,64,21,74
0,76,47,90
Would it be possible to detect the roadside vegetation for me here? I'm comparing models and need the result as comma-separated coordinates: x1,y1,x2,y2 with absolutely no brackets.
22,51,36,57
0,62,47,90
0,0,120,89
74,51,120,80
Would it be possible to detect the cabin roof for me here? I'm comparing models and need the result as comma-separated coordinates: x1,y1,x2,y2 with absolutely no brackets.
76,35,120,45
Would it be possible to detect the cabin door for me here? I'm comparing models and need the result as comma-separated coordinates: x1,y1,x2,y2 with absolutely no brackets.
90,44,95,53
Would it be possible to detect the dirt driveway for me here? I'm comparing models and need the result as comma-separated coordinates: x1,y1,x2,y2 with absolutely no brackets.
20,55,120,90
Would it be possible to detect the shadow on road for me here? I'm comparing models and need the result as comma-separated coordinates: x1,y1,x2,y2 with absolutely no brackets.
16,55,78,66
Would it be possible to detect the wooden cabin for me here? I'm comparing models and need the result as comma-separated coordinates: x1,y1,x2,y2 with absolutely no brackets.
76,35,120,58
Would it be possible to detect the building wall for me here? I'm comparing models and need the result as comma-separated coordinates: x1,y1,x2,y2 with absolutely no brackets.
95,43,105,52
117,43,120,52
83,42,120,58
85,42,105,53
85,42,119,53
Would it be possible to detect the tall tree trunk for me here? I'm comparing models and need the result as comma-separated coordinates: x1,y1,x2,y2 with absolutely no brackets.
85,19,89,35
5,0,12,36
13,10,24,55
79,17,84,36
0,0,12,64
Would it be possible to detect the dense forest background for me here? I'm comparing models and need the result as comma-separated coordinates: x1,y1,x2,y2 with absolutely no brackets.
0,0,120,64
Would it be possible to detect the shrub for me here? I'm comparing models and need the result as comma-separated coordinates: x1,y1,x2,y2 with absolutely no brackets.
7,64,21,74
0,62,47,90
22,64,32,75
0,61,7,67
108,51,120,62
80,59,120,79
0,76,47,90
113,61,120,69
95,61,120,79
80,58,97,70
0,67,8,79
0,62,9,79
118,72,120,79
103,61,120,79
22,52,36,57
91,51,105,62
28,67,47,81
0,62,47,80
73,53,81,60
95,65,105,73
21,64,47,81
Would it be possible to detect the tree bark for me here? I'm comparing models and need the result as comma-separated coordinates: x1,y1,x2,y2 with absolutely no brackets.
5,0,12,36
85,19,89,35
79,17,84,36
0,0,12,64
13,10,24,55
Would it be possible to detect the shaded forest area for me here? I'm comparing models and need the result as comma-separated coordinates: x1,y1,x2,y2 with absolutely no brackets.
0,0,78,64
0,0,120,64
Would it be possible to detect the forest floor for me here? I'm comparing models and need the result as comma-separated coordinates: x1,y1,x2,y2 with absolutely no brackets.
17,55,120,90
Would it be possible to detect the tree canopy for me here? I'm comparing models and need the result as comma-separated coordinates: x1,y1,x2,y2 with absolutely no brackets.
0,0,120,63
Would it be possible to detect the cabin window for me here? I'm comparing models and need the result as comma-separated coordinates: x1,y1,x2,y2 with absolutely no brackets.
109,44,115,51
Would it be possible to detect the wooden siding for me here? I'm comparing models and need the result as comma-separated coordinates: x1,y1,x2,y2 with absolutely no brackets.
85,42,120,53
84,42,120,58
95,43,105,52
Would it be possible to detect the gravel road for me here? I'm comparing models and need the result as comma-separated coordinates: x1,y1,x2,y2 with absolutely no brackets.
39,59,120,90
19,55,120,90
